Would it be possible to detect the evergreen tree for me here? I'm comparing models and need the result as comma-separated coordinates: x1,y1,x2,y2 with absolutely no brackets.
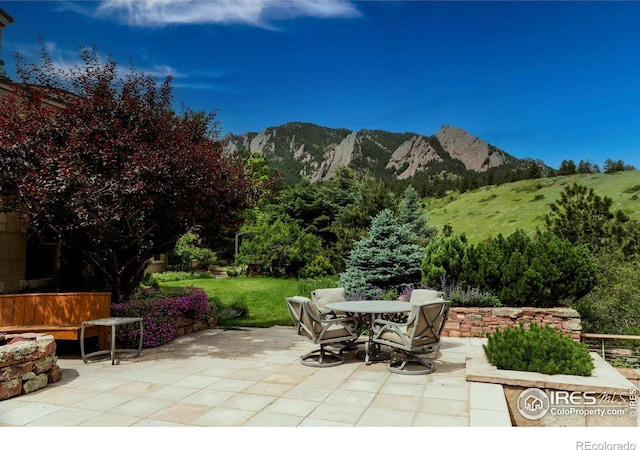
421,233,470,287
544,182,636,256
558,159,577,175
577,160,594,174
339,209,425,298
235,213,323,277
397,185,436,244
331,174,396,270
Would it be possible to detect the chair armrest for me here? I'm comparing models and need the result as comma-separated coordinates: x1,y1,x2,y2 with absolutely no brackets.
371,319,412,348
372,318,401,330
317,316,359,342
325,316,357,326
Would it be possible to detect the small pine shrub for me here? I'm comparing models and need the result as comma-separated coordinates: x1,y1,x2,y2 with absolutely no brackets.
483,322,594,376
532,194,545,201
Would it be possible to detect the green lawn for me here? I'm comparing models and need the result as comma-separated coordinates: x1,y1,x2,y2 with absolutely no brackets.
161,276,337,327
157,171,640,327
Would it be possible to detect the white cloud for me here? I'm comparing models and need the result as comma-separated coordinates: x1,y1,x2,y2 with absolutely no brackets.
95,0,361,28
11,40,187,82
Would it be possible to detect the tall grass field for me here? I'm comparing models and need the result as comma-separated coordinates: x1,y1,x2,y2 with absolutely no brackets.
425,171,640,243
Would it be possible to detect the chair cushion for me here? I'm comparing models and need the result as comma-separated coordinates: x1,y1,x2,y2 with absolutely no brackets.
322,323,355,340
312,288,346,311
409,289,443,304
378,325,409,345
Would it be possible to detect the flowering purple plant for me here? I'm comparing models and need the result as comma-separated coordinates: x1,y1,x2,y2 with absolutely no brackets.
112,287,211,348
398,279,501,307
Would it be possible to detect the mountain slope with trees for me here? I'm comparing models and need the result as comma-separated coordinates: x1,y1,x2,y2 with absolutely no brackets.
224,122,549,184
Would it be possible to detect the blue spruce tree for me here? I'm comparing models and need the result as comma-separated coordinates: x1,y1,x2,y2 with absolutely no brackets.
340,208,425,299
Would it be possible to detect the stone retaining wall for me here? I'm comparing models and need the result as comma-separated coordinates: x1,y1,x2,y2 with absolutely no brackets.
0,333,61,400
442,307,582,341
174,318,212,338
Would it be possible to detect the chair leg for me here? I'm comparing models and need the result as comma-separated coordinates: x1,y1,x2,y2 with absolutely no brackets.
415,342,441,355
300,345,344,367
388,351,435,375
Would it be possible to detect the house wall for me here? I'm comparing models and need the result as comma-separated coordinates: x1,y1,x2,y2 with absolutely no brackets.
1,79,28,293
0,212,27,293
144,254,168,274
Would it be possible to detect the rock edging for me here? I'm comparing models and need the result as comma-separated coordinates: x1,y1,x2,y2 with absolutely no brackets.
0,333,61,400
442,307,581,341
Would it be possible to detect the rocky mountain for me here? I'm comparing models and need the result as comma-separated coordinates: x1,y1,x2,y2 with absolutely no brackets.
223,122,535,183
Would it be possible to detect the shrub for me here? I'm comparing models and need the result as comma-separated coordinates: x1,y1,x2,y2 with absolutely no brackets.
347,289,378,302
170,232,217,270
112,287,212,348
399,281,501,307
441,280,502,307
574,255,640,334
146,271,213,284
236,215,324,277
483,322,594,376
298,254,335,279
422,230,597,307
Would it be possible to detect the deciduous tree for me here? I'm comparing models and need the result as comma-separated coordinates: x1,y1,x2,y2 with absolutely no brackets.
0,45,258,299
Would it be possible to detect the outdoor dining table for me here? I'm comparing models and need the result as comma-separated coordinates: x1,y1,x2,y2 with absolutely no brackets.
325,300,411,365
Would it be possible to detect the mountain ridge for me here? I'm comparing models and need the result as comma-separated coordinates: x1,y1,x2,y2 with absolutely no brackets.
223,122,545,183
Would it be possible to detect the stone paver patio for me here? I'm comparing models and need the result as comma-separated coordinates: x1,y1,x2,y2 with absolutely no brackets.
0,326,637,432
0,326,508,427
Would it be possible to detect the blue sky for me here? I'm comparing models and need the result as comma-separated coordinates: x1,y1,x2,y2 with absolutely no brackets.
1,1,639,170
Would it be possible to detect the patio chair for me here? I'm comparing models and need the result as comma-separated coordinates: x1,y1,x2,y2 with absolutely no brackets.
285,296,360,367
311,287,347,318
371,300,450,375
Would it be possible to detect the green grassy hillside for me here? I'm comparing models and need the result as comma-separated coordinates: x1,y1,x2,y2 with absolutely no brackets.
424,170,640,244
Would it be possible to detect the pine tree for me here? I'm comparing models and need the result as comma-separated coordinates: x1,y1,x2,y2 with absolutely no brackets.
397,185,436,244
339,209,425,298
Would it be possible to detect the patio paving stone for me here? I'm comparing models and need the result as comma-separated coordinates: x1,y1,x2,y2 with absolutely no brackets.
5,327,628,429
